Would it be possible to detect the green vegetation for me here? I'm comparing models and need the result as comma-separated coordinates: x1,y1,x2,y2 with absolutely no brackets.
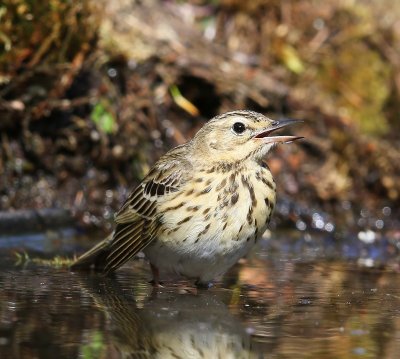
15,251,74,267
81,331,105,359
0,0,98,72
91,101,116,134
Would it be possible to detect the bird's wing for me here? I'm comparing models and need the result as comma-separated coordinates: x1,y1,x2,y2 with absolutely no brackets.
103,146,191,273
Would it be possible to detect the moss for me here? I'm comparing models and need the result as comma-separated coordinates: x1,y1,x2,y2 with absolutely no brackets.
314,4,391,136
15,251,74,267
0,0,99,73
320,42,390,135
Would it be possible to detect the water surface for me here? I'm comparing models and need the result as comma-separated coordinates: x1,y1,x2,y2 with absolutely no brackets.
0,231,399,358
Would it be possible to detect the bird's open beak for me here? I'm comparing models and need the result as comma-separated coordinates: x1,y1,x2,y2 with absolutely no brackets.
253,118,303,144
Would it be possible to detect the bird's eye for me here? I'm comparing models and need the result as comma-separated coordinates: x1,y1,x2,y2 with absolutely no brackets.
232,122,246,134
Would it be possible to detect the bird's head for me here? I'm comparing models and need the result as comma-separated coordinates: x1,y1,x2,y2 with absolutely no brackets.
191,110,303,164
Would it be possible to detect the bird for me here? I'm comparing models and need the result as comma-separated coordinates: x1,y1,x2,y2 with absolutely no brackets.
71,110,302,287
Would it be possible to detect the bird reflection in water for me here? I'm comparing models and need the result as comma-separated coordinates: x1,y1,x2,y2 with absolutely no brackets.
78,274,262,358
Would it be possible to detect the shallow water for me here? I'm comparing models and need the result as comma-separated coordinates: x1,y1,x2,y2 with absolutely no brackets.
0,231,400,358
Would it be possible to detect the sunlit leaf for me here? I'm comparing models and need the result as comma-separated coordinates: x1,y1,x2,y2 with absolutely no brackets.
91,101,116,134
170,85,199,116
281,45,305,74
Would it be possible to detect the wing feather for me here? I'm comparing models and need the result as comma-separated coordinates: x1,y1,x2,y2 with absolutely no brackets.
104,222,146,273
104,220,158,273
99,144,192,272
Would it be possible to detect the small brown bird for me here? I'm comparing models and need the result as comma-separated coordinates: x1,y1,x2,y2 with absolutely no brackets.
71,110,302,287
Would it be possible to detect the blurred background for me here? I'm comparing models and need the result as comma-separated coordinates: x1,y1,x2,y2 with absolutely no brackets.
0,0,399,236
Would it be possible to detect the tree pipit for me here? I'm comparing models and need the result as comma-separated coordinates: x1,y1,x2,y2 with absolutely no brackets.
71,110,302,287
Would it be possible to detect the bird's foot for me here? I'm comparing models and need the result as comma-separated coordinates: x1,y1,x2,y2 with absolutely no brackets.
149,263,163,287
149,279,164,288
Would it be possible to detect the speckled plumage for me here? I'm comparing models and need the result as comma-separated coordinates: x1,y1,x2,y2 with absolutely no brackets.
71,110,302,286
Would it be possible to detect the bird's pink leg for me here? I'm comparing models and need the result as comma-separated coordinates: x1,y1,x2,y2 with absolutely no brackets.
149,263,162,287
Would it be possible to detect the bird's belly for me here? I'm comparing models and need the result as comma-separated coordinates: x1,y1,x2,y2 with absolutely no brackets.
145,169,275,282
144,229,254,283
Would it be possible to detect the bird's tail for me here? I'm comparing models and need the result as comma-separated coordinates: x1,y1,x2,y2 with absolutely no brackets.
70,234,114,272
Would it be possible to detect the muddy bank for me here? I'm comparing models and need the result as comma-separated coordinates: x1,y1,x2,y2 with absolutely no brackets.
1,0,399,236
